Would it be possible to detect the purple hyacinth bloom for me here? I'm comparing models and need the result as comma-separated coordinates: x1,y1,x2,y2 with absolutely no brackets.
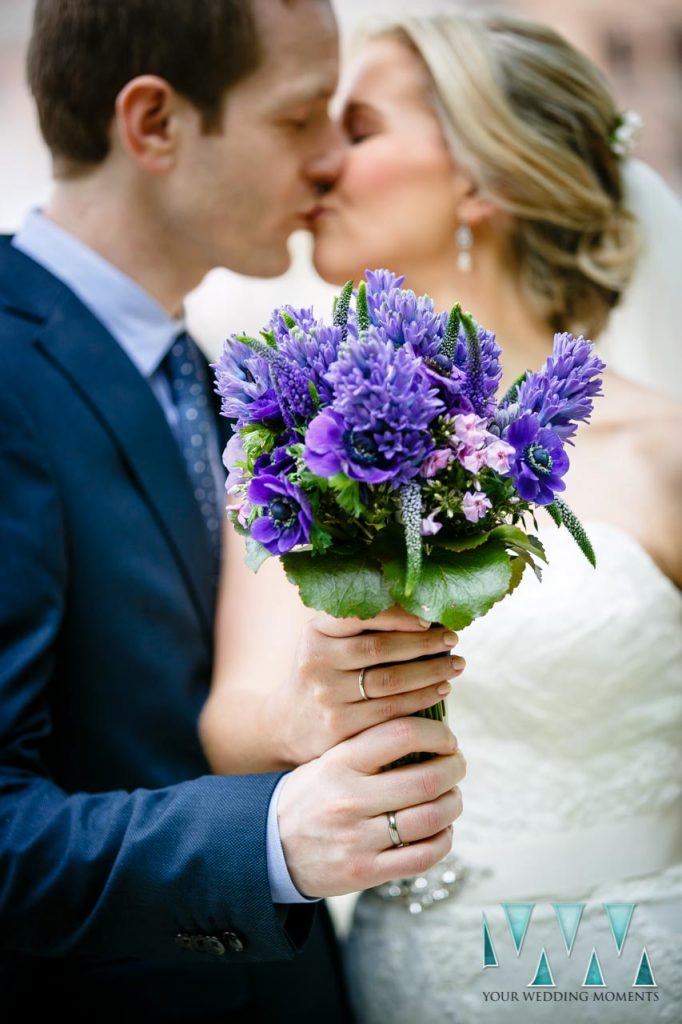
515,333,606,443
505,413,569,505
364,268,406,320
454,325,502,417
370,289,445,359
278,321,343,405
305,332,444,486
268,305,318,346
212,338,280,427
247,473,312,554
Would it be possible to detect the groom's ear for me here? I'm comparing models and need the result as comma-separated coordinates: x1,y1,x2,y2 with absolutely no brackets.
114,75,184,174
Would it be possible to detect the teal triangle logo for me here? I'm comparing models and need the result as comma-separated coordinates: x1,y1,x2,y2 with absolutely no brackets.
502,903,534,956
582,948,606,987
482,913,498,968
552,903,585,956
528,948,555,987
633,947,657,987
603,903,635,955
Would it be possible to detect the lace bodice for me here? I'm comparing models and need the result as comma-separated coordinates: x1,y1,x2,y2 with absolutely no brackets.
344,523,682,1023
450,520,682,854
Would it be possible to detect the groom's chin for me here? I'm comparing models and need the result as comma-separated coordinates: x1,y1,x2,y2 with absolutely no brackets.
225,245,293,280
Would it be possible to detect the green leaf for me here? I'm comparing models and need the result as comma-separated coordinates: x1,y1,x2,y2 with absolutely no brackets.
308,379,320,407
245,537,271,572
241,424,276,463
281,550,392,619
507,552,531,596
381,541,513,630
280,311,296,330
432,530,494,553
259,328,277,349
487,524,547,562
328,473,365,517
501,370,529,406
227,510,249,537
310,524,333,554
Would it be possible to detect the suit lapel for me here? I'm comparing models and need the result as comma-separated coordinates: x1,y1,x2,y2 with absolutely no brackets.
18,260,216,640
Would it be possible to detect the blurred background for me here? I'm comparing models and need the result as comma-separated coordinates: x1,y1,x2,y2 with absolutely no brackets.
1,0,680,356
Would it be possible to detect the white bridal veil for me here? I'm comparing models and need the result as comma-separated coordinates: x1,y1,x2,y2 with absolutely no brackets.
598,159,682,403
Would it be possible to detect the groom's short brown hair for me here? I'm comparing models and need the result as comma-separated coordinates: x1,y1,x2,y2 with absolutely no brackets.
27,0,273,172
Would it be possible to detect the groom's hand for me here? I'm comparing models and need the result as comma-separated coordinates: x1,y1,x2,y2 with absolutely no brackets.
266,606,465,766
277,716,466,898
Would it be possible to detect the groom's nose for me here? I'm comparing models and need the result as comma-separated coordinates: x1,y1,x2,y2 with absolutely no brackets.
305,121,345,196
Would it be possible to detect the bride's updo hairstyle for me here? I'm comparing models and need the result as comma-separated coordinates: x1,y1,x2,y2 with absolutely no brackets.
372,12,640,338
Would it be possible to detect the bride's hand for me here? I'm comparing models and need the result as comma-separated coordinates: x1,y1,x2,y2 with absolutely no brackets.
199,521,464,775
266,606,465,767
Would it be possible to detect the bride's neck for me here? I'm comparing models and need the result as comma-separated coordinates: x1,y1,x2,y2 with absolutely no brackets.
404,244,556,393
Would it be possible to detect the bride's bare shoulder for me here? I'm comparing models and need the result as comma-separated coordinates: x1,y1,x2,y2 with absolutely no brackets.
601,370,682,423
607,375,682,584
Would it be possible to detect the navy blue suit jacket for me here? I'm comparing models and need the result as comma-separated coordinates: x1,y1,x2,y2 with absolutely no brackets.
0,238,348,1022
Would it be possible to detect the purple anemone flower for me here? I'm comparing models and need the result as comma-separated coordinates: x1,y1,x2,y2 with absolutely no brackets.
505,413,569,505
247,473,312,554
212,338,281,428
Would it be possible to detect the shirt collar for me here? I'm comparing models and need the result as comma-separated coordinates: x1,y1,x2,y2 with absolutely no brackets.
12,209,184,378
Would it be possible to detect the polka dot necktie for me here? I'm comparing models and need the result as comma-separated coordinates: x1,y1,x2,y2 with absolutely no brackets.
162,330,222,579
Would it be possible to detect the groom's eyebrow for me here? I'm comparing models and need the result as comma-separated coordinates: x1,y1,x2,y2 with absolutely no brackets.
274,82,337,111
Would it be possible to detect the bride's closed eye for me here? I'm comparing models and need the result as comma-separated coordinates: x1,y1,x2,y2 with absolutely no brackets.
342,102,379,145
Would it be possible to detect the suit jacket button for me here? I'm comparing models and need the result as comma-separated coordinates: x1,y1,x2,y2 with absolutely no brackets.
205,935,226,956
222,930,245,953
175,933,192,950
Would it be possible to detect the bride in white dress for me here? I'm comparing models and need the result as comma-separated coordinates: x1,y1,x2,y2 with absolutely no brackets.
308,11,682,1022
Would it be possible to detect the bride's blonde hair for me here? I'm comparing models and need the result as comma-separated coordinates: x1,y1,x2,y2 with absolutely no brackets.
371,11,640,338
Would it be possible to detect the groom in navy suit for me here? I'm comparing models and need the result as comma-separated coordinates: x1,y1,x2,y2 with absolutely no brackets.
0,0,350,1019
0,3,469,1017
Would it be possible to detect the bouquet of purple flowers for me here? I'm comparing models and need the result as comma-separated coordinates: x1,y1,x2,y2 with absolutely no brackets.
213,269,604,727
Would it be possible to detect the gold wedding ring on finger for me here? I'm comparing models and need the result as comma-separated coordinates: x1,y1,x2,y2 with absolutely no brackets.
387,810,405,848
358,666,370,701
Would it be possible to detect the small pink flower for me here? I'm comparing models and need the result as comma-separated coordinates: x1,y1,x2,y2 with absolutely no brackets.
458,445,487,474
420,448,453,478
483,438,515,474
223,433,247,494
421,511,443,536
453,413,488,448
236,499,253,529
462,490,492,523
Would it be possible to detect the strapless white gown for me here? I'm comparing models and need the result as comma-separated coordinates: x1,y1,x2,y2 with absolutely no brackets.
344,522,682,1023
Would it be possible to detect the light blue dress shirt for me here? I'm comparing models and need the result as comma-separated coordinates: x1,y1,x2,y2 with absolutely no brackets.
12,211,313,906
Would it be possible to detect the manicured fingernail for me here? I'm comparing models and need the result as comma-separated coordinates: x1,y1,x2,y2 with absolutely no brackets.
418,617,431,628
437,682,452,696
450,656,465,672
443,631,458,646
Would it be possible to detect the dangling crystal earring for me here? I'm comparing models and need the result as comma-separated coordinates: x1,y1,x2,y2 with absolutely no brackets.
456,223,473,272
